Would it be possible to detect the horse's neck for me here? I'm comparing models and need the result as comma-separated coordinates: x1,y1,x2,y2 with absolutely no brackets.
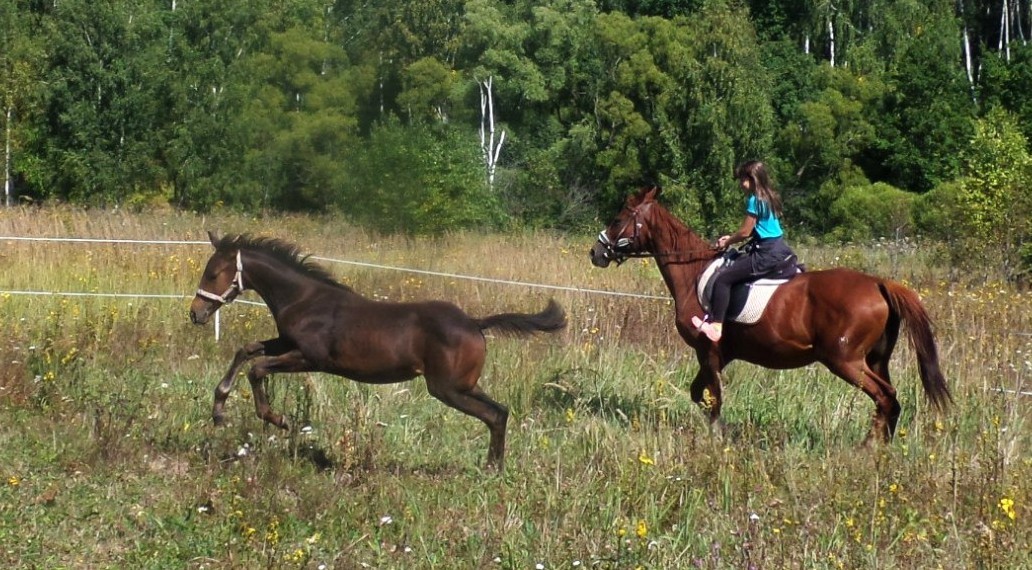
649,212,710,308
242,251,335,310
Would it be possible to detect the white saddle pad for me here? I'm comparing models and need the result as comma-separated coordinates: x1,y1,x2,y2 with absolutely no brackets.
697,258,787,325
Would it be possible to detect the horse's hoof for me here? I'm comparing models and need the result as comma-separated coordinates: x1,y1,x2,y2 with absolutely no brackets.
212,415,226,427
485,460,504,473
710,418,728,440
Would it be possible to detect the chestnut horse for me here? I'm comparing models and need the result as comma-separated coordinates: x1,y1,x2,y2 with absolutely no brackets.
589,186,951,443
190,232,566,469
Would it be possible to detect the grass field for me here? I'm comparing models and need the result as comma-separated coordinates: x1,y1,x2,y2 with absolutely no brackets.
1,206,1029,569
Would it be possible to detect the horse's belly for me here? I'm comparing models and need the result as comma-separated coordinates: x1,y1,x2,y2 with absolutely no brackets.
337,365,422,384
734,343,817,370
320,334,425,383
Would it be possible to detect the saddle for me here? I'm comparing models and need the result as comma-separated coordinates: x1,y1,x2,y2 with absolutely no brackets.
697,249,804,324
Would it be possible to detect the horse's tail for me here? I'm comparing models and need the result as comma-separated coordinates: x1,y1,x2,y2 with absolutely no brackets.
880,281,953,411
476,299,567,337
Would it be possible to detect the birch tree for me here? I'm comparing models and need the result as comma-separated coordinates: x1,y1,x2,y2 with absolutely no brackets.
478,76,505,188
1001,0,1012,61
962,1,976,93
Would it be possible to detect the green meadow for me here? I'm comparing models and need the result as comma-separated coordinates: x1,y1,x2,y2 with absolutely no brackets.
1,207,1029,569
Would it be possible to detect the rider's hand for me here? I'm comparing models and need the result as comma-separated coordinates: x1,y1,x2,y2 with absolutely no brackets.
716,235,732,249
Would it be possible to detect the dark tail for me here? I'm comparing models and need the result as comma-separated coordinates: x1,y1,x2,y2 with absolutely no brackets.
881,281,953,410
476,299,567,337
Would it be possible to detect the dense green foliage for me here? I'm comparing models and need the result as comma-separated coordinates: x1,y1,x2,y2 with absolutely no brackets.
3,1,1032,256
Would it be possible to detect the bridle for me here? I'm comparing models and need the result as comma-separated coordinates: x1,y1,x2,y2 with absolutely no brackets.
195,250,245,305
595,207,717,265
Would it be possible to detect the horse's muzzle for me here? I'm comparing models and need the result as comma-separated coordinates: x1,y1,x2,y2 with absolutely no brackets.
589,242,613,268
189,298,214,325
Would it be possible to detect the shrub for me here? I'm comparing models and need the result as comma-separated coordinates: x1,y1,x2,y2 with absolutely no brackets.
913,178,970,241
341,120,507,234
828,181,916,241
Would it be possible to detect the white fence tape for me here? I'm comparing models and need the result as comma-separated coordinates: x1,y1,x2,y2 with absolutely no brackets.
1,235,670,341
1,235,668,300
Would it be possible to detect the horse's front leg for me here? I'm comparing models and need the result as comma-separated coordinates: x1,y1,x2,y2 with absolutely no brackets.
246,349,313,430
689,350,726,436
212,338,292,426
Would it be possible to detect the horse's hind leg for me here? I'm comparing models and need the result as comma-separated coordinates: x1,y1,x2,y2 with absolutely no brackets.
469,387,510,469
862,327,901,440
426,376,509,471
825,358,900,445
866,317,899,388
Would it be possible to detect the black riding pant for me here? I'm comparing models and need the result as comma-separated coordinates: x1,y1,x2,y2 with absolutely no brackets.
710,237,795,323
709,255,756,322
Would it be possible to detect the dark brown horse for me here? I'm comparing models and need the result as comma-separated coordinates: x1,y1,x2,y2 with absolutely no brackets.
190,232,566,469
589,186,951,443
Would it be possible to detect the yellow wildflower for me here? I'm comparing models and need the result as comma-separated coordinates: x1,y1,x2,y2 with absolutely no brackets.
1000,497,1017,521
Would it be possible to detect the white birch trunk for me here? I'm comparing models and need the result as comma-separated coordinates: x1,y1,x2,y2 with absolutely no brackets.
4,106,11,207
827,16,836,67
378,52,385,115
478,77,505,189
1005,0,1012,60
963,26,976,91
1017,0,1026,43
1000,0,1011,60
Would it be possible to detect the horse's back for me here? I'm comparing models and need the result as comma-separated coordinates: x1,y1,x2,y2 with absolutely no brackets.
767,266,871,306
796,267,885,294
770,267,894,339
353,299,483,341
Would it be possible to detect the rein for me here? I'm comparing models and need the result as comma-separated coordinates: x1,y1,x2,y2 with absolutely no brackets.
196,250,245,304
596,202,719,265
596,230,717,265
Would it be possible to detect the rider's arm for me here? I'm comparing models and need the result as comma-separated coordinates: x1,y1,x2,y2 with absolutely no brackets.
716,214,756,249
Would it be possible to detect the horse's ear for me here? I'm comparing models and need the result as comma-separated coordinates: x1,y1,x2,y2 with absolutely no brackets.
639,185,661,202
207,230,220,247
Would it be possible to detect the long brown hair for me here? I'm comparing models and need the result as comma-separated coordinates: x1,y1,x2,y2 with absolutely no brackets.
735,160,783,219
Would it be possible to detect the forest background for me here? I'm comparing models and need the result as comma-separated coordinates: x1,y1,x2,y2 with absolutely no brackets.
3,0,1032,275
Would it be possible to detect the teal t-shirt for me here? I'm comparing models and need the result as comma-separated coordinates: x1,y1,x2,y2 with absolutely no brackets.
746,195,784,239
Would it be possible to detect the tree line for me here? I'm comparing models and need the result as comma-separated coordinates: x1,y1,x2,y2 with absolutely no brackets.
2,0,1031,266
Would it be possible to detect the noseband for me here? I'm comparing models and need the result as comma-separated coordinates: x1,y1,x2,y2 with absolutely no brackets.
195,250,245,304
596,209,646,265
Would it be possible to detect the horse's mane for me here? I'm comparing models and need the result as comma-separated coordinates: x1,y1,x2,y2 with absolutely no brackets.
215,233,353,291
635,188,717,261
656,208,713,253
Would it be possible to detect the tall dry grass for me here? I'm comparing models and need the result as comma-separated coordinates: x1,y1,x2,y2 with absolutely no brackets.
1,205,1030,569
